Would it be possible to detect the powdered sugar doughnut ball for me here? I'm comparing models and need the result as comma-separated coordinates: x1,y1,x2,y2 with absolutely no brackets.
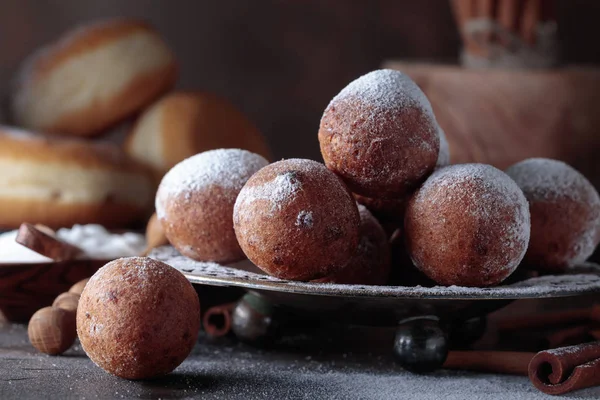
156,149,268,263
312,204,391,285
436,127,450,168
405,164,531,287
77,257,200,380
319,69,440,198
233,159,360,281
506,158,600,271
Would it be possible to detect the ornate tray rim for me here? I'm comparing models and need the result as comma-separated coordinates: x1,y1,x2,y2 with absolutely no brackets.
150,246,600,301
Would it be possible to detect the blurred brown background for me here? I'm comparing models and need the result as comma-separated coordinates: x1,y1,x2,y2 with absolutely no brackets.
1,0,599,161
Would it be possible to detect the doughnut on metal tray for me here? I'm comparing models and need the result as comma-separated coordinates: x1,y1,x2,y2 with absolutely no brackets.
149,246,600,300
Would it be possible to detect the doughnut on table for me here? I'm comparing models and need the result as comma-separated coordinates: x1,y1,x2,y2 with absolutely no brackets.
150,246,600,372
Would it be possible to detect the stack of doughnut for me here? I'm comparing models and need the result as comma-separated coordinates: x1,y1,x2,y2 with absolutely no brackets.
72,67,599,381
2,17,269,230
153,68,600,289
316,69,532,287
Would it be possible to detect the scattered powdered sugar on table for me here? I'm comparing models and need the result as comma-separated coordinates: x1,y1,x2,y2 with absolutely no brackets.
148,246,600,299
7,323,599,400
155,149,268,219
506,158,600,203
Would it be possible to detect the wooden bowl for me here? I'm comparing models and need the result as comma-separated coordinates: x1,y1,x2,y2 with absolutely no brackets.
383,62,600,190
0,259,107,322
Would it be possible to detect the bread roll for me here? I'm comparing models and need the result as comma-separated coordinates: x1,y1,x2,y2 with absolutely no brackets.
0,126,153,229
11,18,177,137
125,91,270,177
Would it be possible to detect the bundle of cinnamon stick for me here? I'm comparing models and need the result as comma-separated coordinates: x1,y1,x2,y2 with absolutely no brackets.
444,305,600,395
451,0,558,68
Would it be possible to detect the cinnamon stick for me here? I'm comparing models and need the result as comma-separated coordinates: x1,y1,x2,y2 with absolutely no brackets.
496,307,597,332
497,0,521,33
451,0,475,32
589,329,600,341
476,0,495,42
451,0,483,57
520,0,541,45
202,302,235,337
444,351,534,375
545,325,594,349
16,223,82,262
541,0,556,23
443,344,600,395
476,0,494,19
529,342,600,395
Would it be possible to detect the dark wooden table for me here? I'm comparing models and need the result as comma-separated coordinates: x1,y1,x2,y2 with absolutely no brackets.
2,318,600,399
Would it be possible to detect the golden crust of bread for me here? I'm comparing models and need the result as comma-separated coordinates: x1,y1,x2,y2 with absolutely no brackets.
0,127,154,229
48,63,176,137
0,198,146,230
32,19,155,75
12,18,177,137
0,127,148,173
0,126,138,172
125,91,271,176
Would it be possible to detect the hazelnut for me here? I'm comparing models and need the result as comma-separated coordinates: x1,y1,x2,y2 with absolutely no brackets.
53,292,80,313
68,279,89,295
28,306,76,355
